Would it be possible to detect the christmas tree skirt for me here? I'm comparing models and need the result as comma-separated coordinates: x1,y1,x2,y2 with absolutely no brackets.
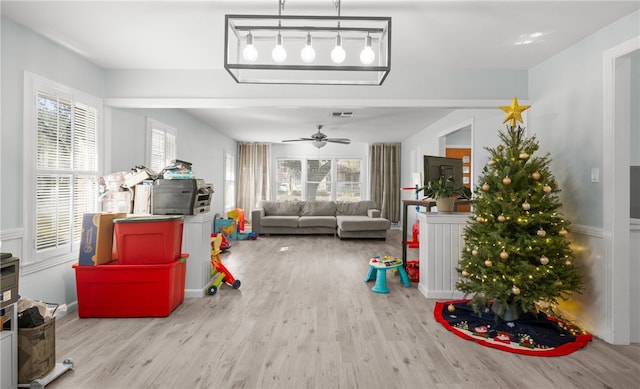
434,300,592,357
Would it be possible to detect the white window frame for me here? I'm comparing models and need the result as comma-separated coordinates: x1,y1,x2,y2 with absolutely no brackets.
146,118,176,173
274,157,364,201
23,72,103,270
224,150,236,212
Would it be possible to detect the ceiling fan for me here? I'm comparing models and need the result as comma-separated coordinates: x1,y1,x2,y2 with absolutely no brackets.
282,125,351,149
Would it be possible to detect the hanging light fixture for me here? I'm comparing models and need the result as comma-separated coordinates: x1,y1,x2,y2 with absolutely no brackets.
224,0,391,85
330,34,346,64
272,31,287,63
242,32,258,62
300,32,316,63
360,34,375,65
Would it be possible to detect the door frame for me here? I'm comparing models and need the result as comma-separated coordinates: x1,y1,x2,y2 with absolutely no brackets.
602,36,639,344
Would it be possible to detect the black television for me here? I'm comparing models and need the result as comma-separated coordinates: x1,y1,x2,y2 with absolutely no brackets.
423,155,464,190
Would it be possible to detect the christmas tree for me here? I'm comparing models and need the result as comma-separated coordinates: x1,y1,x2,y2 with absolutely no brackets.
456,97,583,320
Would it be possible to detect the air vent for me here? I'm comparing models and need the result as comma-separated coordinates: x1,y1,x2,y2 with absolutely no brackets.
331,112,354,118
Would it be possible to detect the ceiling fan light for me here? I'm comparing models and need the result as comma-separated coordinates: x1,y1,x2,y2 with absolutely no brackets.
313,140,327,148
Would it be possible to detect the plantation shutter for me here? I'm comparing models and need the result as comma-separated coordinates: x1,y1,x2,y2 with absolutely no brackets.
35,92,98,253
150,125,176,173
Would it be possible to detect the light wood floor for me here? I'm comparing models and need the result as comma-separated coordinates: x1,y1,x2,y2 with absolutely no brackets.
48,230,639,389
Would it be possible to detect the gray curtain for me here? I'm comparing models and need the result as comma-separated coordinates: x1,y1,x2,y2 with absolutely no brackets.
369,143,401,223
237,143,270,222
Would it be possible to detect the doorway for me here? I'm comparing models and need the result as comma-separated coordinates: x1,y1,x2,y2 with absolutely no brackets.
439,120,473,212
603,37,639,344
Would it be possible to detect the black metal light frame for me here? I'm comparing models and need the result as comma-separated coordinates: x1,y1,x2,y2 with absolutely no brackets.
224,14,391,85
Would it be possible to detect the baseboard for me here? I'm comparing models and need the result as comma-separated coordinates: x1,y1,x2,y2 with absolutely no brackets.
185,289,205,298
417,283,465,300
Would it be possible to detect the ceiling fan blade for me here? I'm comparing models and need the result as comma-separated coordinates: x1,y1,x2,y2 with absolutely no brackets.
326,138,351,144
282,138,315,142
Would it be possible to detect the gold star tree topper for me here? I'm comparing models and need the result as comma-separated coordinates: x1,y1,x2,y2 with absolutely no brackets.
500,97,531,127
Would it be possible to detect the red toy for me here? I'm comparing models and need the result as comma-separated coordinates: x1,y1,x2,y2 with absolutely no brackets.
219,233,231,251
207,233,240,295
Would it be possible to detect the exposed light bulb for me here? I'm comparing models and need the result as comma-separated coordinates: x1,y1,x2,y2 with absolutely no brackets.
272,33,287,63
359,35,375,65
330,35,346,64
242,32,258,62
300,32,316,63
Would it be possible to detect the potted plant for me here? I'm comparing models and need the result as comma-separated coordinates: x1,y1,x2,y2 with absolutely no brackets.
417,176,471,212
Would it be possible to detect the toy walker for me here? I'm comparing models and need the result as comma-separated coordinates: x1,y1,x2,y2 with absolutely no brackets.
207,233,241,295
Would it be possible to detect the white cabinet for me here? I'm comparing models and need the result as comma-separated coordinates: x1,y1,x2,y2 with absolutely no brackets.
0,303,18,389
181,212,215,298
417,212,470,299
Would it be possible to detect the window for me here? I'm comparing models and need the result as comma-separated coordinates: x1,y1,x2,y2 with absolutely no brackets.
147,118,176,173
335,159,361,201
275,158,362,201
224,151,236,211
24,74,101,265
276,159,302,201
306,159,332,201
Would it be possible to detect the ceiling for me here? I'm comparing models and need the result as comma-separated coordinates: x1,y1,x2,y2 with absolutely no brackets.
3,0,638,144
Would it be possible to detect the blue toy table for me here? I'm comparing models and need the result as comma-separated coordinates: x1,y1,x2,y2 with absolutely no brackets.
365,256,411,293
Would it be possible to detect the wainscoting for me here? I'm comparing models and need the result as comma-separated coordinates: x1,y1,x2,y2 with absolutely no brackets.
414,211,639,343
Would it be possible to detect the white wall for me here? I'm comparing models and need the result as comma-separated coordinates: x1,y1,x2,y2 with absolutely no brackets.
110,108,237,216
401,10,639,342
0,17,237,308
528,10,639,342
1,18,105,231
401,109,504,228
1,18,106,306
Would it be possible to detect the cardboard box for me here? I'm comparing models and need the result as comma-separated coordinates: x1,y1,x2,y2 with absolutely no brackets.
214,218,237,241
133,184,152,214
78,212,126,266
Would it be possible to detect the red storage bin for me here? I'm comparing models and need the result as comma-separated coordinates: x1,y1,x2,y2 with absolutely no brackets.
114,215,184,265
72,257,187,318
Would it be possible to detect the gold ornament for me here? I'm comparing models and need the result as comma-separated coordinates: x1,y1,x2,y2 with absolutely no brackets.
559,227,568,236
482,183,490,191
522,201,530,210
565,260,572,266
554,280,563,287
519,152,529,160
484,259,493,267
461,270,470,277
540,255,549,265
497,214,506,222
537,228,546,237
497,144,504,152
543,185,552,193
512,286,521,295
448,304,456,312
500,250,509,260
488,159,496,166
499,96,531,127
532,171,541,180
476,216,484,223
502,176,512,185
471,249,478,256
